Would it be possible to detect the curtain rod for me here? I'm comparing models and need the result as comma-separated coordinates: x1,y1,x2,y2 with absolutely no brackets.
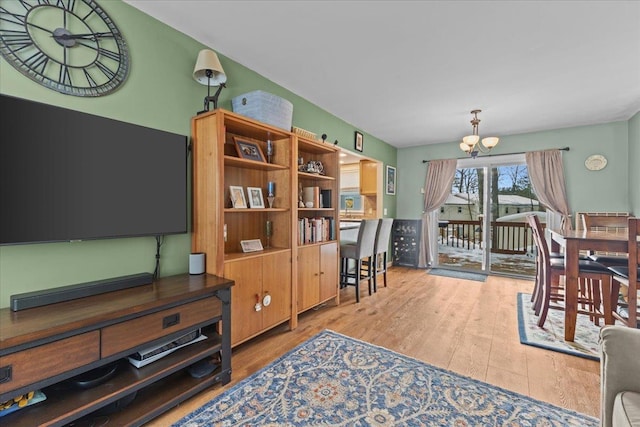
421,147,570,163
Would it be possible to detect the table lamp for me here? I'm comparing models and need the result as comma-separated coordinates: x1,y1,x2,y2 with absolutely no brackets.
193,49,227,114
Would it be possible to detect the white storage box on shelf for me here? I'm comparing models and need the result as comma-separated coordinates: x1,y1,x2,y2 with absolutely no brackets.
231,90,293,130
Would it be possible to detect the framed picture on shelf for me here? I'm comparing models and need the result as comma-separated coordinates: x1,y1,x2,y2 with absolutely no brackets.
386,165,396,195
240,239,264,253
234,137,265,162
354,131,364,152
229,185,247,208
247,187,265,208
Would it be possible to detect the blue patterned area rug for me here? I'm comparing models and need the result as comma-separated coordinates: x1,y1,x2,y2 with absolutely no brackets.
428,268,487,282
174,330,597,426
517,292,600,360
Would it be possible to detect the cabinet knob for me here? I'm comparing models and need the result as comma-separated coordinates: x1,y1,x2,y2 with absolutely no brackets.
263,293,272,307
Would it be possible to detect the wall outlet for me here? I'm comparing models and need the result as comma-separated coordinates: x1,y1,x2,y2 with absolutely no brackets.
383,208,388,215
420,188,425,194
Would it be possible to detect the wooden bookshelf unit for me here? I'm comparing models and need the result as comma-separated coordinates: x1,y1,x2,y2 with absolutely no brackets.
191,109,340,347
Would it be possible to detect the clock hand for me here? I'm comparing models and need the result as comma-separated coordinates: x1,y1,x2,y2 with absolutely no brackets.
26,21,54,35
58,32,115,39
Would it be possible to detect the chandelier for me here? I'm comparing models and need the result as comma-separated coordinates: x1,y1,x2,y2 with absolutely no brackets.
459,109,499,158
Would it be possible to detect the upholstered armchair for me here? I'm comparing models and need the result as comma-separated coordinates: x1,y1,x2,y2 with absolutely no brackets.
600,325,640,427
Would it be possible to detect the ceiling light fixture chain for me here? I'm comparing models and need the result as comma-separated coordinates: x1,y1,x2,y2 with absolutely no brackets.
459,109,499,158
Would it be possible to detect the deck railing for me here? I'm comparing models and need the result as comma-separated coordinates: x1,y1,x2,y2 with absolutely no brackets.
438,219,543,255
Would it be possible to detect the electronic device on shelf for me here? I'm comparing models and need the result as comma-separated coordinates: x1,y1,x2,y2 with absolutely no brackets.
127,329,206,368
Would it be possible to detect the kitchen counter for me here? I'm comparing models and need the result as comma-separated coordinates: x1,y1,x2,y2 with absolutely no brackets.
339,220,361,241
340,220,362,230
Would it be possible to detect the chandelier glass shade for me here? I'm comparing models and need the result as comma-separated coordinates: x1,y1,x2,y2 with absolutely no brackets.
460,110,499,157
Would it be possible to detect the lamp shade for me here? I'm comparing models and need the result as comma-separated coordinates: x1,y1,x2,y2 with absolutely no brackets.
482,137,499,148
462,134,479,146
193,49,227,86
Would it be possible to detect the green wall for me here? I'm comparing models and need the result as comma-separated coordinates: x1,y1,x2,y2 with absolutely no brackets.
0,0,396,308
397,120,635,220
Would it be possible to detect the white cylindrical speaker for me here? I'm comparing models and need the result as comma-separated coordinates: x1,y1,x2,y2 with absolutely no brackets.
189,253,205,275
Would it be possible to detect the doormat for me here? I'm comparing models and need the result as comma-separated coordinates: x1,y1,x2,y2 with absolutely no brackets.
428,268,487,282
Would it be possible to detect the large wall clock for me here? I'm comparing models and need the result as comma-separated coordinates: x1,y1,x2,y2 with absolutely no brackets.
0,0,129,97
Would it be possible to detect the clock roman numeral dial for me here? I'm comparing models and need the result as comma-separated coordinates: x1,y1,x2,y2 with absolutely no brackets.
1,31,33,52
0,8,26,26
24,49,49,74
83,68,97,87
59,63,71,85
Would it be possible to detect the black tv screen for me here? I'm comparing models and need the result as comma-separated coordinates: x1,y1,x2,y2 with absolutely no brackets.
0,95,188,245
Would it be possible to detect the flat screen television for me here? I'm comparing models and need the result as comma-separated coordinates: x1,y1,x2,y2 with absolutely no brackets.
0,94,188,245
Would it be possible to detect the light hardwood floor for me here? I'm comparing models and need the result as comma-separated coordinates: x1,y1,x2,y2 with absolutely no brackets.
148,266,600,425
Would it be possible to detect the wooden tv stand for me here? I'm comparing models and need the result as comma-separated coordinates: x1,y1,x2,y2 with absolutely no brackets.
0,273,233,426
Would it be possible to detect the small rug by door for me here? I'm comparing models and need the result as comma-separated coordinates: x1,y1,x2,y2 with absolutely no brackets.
517,292,600,360
174,330,596,426
428,268,487,282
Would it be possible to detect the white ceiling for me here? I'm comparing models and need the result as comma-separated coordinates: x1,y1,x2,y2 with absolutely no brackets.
125,0,640,149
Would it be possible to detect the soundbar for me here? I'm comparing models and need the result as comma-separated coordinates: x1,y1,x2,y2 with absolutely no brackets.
10,273,154,311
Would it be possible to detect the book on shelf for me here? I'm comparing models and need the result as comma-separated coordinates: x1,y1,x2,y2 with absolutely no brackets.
298,217,335,244
320,189,332,208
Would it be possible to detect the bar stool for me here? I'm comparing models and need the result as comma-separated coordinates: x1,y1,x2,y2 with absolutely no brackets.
364,218,393,292
340,219,379,303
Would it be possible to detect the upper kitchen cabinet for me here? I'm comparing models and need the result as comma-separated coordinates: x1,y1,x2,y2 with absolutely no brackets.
359,160,378,195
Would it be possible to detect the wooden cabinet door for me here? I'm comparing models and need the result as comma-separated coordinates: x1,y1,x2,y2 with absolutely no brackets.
319,242,338,302
225,258,263,346
297,245,320,312
262,251,292,329
359,160,377,195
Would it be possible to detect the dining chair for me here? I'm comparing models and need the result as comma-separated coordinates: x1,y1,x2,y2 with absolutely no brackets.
362,218,394,292
527,216,587,311
339,219,379,303
608,217,640,328
581,213,631,267
526,214,615,327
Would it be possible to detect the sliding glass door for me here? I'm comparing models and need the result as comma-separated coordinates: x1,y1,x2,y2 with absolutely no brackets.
437,154,538,277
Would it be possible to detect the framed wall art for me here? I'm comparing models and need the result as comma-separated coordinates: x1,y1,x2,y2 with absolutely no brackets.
247,187,265,208
234,137,265,162
386,165,396,195
229,185,247,208
354,131,363,152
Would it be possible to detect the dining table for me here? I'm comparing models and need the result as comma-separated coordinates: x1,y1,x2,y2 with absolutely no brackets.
548,228,629,342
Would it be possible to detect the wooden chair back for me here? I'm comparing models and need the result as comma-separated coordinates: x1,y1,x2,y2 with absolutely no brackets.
626,217,639,327
526,214,550,267
581,213,631,231
628,217,639,289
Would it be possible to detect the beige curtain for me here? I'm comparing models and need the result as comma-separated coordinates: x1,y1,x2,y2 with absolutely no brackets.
525,150,572,232
418,159,457,268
